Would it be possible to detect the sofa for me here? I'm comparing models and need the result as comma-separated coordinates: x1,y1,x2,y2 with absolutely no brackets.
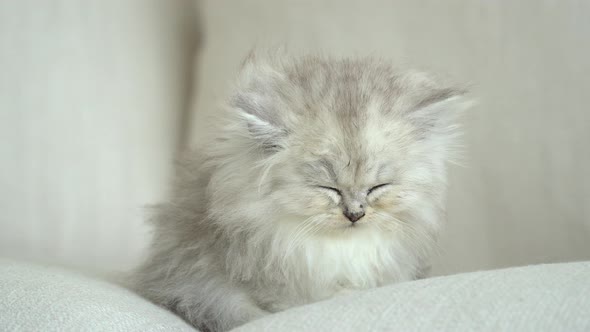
1,259,588,331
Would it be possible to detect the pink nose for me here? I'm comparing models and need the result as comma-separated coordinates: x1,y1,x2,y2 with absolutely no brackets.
344,211,365,223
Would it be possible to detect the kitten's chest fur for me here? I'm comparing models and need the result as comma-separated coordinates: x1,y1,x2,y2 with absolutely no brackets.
225,225,419,311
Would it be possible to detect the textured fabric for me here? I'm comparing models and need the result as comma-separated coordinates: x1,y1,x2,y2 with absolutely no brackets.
235,262,590,332
2,261,588,331
0,260,196,332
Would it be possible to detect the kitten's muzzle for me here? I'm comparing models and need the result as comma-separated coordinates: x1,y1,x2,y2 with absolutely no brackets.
344,210,365,223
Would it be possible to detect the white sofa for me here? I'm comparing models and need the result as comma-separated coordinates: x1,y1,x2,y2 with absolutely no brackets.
1,259,588,331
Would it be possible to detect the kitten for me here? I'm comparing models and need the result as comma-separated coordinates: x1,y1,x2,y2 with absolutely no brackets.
132,52,470,331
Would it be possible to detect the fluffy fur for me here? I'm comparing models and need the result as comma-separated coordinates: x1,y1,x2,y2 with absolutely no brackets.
132,52,470,331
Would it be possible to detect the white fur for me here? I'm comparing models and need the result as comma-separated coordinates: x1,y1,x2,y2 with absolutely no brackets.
131,53,469,331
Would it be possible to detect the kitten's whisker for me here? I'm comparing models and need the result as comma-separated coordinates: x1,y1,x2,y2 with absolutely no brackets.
389,215,442,254
290,216,326,254
374,211,439,255
282,215,320,263
282,215,328,265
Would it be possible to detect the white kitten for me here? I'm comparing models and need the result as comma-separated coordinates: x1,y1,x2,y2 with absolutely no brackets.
132,52,470,331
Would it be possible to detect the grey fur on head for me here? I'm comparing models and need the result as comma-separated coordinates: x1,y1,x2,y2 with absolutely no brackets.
132,51,471,332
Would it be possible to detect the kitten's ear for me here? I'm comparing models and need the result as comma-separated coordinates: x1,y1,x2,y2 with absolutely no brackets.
230,59,288,152
233,96,288,152
408,89,473,138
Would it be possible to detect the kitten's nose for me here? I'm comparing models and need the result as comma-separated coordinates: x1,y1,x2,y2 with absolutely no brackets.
344,210,365,223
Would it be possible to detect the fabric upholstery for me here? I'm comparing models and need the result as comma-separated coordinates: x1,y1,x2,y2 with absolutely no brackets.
1,260,589,331
236,261,590,331
0,259,196,332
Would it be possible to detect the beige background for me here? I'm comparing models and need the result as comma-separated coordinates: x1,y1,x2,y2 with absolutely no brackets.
1,1,589,275
0,0,197,271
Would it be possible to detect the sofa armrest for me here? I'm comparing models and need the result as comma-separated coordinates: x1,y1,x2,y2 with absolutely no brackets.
0,260,196,332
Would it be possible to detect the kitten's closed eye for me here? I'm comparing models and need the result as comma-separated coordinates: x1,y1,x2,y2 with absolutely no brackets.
317,184,391,195
316,185,342,203
317,186,341,195
367,183,391,195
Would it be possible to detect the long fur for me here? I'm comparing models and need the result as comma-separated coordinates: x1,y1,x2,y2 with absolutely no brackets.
131,52,470,331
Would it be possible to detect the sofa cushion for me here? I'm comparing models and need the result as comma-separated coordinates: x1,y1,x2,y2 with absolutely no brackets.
2,260,589,331
236,261,590,331
0,259,196,332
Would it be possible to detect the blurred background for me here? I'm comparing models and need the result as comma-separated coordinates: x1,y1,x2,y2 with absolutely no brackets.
1,1,589,276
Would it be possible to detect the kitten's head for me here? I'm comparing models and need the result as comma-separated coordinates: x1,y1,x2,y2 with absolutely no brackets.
208,53,470,238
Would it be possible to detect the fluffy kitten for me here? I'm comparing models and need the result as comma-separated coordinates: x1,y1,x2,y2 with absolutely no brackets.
133,52,470,331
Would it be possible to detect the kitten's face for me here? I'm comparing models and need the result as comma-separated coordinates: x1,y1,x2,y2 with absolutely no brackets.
268,106,431,234
220,54,468,236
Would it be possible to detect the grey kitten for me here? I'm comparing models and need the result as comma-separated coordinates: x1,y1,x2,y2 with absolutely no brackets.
132,52,470,331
